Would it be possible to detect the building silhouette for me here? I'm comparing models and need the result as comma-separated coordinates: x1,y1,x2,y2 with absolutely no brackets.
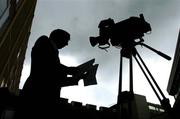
0,0,37,118
0,0,37,94
167,29,180,118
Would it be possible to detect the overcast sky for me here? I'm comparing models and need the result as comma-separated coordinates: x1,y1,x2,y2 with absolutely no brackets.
20,0,180,108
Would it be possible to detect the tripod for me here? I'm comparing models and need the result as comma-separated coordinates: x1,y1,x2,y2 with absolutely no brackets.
116,40,171,112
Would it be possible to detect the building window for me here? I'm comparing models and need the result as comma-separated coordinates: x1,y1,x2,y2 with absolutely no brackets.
0,0,9,29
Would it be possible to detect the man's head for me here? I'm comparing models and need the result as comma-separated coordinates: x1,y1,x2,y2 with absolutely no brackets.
49,29,70,49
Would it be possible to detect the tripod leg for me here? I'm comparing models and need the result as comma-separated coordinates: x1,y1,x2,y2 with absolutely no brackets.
118,53,123,104
135,51,166,99
135,51,171,111
133,55,162,102
129,55,133,93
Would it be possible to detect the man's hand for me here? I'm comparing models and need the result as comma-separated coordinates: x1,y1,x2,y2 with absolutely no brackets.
68,67,80,75
70,71,88,85
80,72,89,79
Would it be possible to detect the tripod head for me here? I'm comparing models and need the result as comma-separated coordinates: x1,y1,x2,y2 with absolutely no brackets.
120,38,171,61
139,42,171,60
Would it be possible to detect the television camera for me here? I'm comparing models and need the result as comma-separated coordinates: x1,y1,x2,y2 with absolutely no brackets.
89,14,151,49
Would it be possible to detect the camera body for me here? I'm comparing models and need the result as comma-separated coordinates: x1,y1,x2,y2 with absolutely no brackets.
90,14,151,49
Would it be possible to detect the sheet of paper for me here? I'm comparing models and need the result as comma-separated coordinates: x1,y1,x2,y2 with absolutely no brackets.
83,64,98,86
76,59,98,86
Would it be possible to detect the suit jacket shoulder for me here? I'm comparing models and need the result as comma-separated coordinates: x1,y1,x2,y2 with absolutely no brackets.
33,35,49,48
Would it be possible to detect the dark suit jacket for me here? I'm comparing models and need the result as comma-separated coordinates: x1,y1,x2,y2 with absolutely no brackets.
21,35,75,102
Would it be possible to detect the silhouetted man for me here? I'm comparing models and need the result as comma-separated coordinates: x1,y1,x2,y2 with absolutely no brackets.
18,29,83,118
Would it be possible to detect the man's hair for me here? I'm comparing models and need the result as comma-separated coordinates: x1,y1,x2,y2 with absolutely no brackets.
49,29,70,41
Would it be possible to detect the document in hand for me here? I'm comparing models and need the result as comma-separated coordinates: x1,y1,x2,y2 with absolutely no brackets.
77,59,99,86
